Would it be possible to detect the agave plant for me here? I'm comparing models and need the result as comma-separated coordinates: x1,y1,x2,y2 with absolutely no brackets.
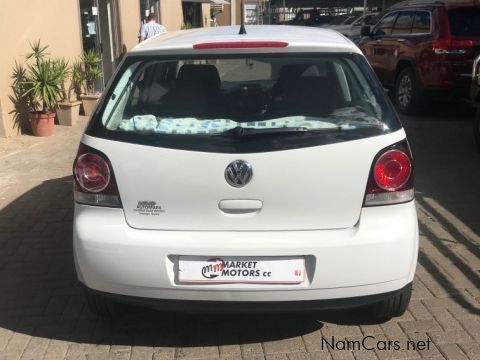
82,49,102,95
25,39,50,66
20,41,66,113
71,60,86,99
22,58,65,113
11,60,31,108
55,58,71,102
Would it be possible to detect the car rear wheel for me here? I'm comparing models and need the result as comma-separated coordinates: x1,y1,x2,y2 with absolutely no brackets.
82,284,126,318
370,283,412,321
474,108,480,152
395,67,418,114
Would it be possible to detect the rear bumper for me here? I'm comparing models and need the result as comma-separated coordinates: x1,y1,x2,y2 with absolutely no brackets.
84,282,413,314
73,201,418,304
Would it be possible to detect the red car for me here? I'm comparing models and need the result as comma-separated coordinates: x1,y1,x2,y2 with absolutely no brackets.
472,54,480,151
358,0,480,113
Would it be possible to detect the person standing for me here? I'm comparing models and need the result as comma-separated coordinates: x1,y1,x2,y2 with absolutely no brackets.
138,14,167,42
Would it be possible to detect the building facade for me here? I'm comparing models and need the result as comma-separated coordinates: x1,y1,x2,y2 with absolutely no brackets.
0,0,214,137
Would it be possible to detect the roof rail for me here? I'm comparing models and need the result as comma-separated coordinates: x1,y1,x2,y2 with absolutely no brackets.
388,0,480,9
388,0,444,9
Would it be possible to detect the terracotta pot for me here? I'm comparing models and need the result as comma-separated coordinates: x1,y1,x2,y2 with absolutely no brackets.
29,112,55,137
80,94,101,117
57,101,82,126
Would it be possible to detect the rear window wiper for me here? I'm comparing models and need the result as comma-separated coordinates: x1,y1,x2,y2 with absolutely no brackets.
219,126,313,136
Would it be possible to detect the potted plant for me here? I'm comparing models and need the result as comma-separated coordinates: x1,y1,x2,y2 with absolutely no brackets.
79,49,103,116
57,59,82,126
20,41,64,137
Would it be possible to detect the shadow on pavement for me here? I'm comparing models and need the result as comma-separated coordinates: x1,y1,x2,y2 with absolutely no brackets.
402,102,480,236
1,99,479,347
400,99,476,121
402,101,480,314
0,175,382,348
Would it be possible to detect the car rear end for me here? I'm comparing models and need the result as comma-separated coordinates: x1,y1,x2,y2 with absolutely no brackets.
72,26,418,318
429,3,480,93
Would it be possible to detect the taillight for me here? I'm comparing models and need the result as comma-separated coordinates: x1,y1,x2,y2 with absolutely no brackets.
364,141,414,207
75,153,110,192
73,144,121,207
432,39,474,55
374,150,411,191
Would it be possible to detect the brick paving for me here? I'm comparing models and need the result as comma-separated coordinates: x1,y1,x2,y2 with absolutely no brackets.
0,111,479,360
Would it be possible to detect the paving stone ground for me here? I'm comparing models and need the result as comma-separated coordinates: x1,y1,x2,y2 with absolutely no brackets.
0,108,479,360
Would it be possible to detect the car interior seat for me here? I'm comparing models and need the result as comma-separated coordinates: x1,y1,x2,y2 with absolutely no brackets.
269,63,346,117
160,64,221,117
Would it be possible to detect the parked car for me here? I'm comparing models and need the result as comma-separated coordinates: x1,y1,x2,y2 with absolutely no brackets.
321,13,359,27
323,12,380,39
472,54,480,151
73,25,418,320
289,9,334,26
358,0,480,113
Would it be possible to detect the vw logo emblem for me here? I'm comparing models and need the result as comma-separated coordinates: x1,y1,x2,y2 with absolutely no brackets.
225,160,253,187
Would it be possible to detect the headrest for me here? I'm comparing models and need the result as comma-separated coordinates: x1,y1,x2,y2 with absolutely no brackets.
176,64,221,92
277,64,312,82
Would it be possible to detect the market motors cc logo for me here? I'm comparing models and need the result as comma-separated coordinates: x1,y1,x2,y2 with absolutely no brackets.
201,258,225,279
225,160,253,187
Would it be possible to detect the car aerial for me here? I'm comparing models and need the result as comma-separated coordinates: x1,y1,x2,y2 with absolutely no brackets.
357,0,480,113
73,25,418,320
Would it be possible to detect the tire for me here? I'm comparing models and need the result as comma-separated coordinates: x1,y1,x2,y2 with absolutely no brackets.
474,108,480,153
394,67,420,114
82,284,126,318
370,283,412,321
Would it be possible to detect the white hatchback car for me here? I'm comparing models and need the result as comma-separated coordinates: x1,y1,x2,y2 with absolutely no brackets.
73,25,418,320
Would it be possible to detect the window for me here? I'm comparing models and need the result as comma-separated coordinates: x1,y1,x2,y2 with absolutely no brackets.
139,0,160,23
448,7,480,37
89,54,399,152
100,55,394,136
329,15,353,25
411,11,431,34
360,14,380,26
365,14,379,25
392,12,414,35
373,13,398,36
343,16,358,25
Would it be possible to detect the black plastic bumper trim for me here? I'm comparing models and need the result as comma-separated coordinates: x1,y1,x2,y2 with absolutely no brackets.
83,282,413,314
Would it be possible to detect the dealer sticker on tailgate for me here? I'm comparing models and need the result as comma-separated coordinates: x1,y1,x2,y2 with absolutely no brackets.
178,256,305,284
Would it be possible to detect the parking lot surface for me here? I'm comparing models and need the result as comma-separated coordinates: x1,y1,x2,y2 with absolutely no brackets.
0,106,479,360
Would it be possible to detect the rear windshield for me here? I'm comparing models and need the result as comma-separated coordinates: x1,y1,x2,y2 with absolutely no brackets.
448,7,480,37
329,15,353,25
88,54,399,153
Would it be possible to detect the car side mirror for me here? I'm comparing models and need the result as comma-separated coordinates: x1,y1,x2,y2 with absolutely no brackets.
361,25,372,37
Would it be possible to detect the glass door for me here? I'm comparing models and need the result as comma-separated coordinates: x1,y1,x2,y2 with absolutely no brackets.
80,0,101,53
79,0,121,90
140,0,161,23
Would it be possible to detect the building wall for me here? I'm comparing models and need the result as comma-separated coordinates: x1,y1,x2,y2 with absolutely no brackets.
216,4,231,26
160,0,184,31
0,0,208,137
202,3,212,27
215,0,241,26
234,0,241,25
0,0,83,137
118,0,141,50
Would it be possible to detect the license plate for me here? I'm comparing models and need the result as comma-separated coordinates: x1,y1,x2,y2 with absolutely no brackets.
178,256,305,284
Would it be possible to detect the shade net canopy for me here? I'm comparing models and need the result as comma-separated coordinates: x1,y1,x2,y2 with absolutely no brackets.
269,0,418,8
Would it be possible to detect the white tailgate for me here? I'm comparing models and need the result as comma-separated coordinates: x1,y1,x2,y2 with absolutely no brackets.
82,130,406,231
